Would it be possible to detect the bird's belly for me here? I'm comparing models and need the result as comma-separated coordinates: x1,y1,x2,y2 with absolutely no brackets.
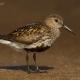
25,38,53,49
25,31,60,49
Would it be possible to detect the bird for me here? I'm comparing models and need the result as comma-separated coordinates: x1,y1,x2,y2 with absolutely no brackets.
0,14,74,73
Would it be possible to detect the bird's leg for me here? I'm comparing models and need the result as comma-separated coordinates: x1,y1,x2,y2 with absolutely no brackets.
33,53,39,71
25,53,31,72
33,53,48,73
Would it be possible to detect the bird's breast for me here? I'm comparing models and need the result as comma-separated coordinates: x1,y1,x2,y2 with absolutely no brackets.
51,28,60,42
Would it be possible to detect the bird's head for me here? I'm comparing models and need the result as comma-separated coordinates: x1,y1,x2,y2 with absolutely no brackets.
45,14,75,35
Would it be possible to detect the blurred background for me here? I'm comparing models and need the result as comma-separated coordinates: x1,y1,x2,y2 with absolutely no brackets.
0,0,80,79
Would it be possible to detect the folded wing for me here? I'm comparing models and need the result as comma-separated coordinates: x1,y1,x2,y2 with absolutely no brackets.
7,22,50,45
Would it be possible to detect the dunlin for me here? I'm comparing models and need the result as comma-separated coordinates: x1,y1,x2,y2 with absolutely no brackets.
0,14,74,72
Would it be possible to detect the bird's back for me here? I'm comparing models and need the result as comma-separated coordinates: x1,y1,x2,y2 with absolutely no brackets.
7,22,51,45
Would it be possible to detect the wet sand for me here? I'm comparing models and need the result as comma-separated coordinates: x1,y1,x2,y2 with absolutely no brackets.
0,0,80,80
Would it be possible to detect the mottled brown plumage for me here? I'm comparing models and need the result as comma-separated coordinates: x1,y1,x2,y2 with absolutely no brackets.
0,14,73,72
7,22,51,45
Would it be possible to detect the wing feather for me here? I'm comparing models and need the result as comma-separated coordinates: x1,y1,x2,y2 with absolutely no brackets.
7,22,50,44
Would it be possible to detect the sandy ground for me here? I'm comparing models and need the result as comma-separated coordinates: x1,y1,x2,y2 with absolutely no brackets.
0,0,80,80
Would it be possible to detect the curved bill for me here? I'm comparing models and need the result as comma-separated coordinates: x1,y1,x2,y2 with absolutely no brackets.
63,25,76,35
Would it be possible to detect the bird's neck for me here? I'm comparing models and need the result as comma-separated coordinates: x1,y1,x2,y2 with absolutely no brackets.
52,27,60,37
43,20,60,39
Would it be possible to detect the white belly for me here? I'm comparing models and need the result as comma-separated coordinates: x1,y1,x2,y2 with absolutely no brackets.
26,38,52,49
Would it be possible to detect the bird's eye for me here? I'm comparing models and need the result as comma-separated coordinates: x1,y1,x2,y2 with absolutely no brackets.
55,19,58,22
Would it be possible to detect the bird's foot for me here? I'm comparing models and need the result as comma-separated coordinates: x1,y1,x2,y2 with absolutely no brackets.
27,66,47,73
27,66,32,73
32,66,48,73
27,65,37,73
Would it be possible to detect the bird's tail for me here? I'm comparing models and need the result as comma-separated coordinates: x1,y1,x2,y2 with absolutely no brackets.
0,34,7,39
0,34,11,45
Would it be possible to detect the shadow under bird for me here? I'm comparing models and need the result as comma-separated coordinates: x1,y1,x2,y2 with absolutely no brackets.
0,14,75,73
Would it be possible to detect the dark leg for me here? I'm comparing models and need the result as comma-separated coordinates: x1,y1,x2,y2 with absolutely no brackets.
25,53,30,72
33,53,48,73
33,53,39,71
